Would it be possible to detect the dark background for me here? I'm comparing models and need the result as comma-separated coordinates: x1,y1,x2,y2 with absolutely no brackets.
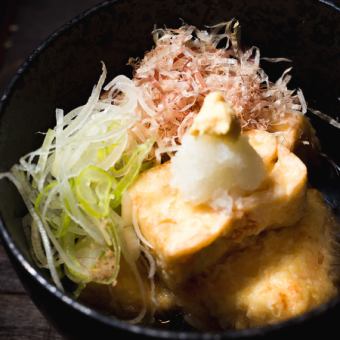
0,1,101,339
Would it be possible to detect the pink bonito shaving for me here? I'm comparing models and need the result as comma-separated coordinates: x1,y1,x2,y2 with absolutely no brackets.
128,21,306,161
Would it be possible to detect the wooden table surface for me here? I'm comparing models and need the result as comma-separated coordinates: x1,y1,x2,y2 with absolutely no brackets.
0,246,63,340
0,1,103,339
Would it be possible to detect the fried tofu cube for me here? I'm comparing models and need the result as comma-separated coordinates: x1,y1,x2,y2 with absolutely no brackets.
268,112,318,151
246,130,278,171
129,131,307,287
179,190,337,330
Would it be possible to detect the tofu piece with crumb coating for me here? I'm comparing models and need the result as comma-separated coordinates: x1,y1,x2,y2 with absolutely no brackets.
178,190,337,330
129,131,307,287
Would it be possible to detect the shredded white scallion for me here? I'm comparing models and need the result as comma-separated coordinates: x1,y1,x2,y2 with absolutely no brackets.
0,62,155,312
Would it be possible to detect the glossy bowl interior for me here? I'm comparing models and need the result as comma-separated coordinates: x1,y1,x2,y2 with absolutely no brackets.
0,0,339,339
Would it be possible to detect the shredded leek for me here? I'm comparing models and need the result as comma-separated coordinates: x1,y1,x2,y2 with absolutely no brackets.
75,166,115,218
0,63,154,298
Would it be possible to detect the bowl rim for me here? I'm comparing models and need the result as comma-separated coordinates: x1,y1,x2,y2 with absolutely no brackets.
0,0,339,338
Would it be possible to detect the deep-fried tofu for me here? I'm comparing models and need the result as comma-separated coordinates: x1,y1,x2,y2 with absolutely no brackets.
267,112,318,151
129,131,307,287
179,190,337,330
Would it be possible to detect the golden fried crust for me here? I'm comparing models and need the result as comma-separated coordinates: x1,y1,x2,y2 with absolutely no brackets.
246,130,277,171
129,131,307,287
179,190,337,330
268,112,319,151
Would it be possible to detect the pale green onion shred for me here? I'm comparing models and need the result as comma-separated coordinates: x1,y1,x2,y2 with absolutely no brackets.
0,63,155,319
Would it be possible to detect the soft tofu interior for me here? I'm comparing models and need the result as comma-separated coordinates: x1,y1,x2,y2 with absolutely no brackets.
129,130,307,287
179,190,337,330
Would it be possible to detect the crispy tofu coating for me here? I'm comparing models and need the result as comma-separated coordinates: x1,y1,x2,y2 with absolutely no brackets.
129,131,307,287
267,111,319,151
179,190,337,330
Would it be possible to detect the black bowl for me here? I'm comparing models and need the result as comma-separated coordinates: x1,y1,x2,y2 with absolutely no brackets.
0,0,339,339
